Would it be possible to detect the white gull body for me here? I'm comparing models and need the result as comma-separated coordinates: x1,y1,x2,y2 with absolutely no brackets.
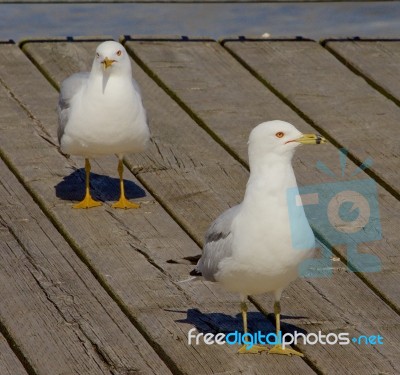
192,121,326,355
196,120,316,300
58,41,149,158
57,41,150,209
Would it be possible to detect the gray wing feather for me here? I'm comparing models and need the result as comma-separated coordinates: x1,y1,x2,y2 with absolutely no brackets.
132,77,148,125
196,205,240,281
57,72,89,143
132,77,142,96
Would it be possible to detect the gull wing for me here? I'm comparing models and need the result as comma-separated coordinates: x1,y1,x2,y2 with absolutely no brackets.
132,77,142,96
191,205,240,281
131,77,148,125
57,72,89,143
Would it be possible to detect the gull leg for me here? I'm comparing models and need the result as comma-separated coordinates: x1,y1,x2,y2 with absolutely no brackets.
112,159,140,209
269,301,304,356
73,159,102,209
237,299,268,354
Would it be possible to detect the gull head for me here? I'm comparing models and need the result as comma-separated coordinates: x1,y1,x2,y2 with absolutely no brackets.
248,120,326,162
92,41,131,76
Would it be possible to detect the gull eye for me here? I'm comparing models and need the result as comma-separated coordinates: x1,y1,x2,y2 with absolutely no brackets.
96,53,100,58
275,132,284,138
116,50,122,56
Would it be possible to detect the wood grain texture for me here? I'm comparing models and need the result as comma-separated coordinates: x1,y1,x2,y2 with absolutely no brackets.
20,39,400,374
223,39,400,198
123,37,400,314
0,335,28,375
122,38,400,374
1,42,315,374
0,157,172,375
324,39,400,104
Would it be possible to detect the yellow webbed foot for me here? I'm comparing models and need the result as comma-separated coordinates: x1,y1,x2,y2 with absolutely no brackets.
73,158,101,209
112,196,140,209
269,344,304,357
113,159,139,209
73,195,102,209
237,344,268,354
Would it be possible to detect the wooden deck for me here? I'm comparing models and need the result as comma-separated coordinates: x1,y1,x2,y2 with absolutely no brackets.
0,36,399,375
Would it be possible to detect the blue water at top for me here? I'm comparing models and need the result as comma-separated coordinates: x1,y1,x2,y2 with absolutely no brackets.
1,2,400,42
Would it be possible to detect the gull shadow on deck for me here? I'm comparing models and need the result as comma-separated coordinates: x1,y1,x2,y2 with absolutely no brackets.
174,308,308,335
55,169,146,203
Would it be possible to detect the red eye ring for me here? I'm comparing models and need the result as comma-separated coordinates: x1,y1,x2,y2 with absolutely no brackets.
116,50,122,56
276,132,284,138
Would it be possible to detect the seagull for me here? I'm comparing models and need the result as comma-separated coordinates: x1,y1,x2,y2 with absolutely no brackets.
57,41,150,209
190,120,326,355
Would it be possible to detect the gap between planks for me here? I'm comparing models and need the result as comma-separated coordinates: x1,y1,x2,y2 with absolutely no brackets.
1,41,314,375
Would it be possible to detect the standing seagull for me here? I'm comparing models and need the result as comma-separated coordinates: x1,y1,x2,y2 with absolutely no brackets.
191,120,326,355
58,41,150,209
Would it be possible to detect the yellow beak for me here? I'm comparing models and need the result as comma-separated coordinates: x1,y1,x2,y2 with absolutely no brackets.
295,133,327,145
102,57,115,70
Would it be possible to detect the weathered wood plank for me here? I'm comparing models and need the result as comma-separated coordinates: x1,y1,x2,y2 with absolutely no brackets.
19,38,399,374
0,334,28,375
23,38,400,374
115,40,399,373
222,38,400,198
19,38,252,246
1,41,315,374
324,39,400,105
0,157,172,374
123,37,400,314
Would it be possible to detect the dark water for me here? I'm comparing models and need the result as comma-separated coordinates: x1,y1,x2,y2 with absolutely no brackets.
1,2,400,42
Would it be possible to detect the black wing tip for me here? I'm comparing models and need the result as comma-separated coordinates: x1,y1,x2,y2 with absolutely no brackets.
205,230,230,244
184,254,202,264
190,269,202,277
166,254,201,265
